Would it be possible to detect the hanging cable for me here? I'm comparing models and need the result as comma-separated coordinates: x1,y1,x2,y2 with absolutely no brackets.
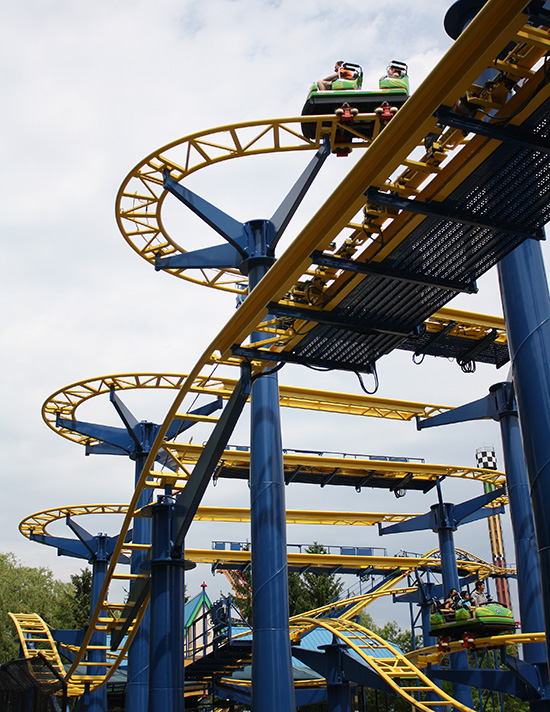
250,360,286,383
354,364,379,395
459,359,476,374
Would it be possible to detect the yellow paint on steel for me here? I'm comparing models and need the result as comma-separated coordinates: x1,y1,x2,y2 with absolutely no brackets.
19,504,128,538
291,617,476,712
423,308,507,346
8,613,87,696
161,442,507,488
192,507,418,526
189,2,531,361
288,547,512,631
18,503,417,539
406,632,546,668
115,116,371,294
41,371,456,444
185,547,500,576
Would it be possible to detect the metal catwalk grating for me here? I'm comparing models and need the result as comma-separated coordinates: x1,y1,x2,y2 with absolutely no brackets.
291,98,550,372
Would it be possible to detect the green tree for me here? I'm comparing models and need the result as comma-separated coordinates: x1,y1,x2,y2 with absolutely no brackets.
228,542,344,622
61,567,93,629
359,611,415,653
288,543,344,616
0,552,73,662
228,544,253,624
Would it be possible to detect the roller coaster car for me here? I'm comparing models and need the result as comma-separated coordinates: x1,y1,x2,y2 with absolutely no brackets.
301,61,410,142
429,602,515,641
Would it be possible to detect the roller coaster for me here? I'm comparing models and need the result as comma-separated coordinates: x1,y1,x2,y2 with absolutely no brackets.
8,0,550,710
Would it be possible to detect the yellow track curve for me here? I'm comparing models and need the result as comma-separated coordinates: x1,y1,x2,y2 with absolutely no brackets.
292,617,477,711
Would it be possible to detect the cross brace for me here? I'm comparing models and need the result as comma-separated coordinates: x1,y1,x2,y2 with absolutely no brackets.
267,301,421,338
231,345,375,375
310,251,477,294
436,104,550,157
365,187,545,241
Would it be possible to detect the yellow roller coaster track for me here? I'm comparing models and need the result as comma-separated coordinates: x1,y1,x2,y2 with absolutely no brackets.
8,613,88,696
155,442,507,492
40,373,508,493
18,503,421,539
21,0,549,697
116,115,372,293
291,617,477,711
406,631,546,668
41,370,465,444
14,502,514,697
286,546,514,636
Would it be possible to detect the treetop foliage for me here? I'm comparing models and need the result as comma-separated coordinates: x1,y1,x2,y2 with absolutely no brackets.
0,553,92,663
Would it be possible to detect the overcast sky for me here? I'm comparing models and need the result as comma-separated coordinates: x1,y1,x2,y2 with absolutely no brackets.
2,0,546,628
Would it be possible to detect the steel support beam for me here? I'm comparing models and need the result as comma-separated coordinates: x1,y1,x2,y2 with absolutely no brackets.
171,371,250,555
365,187,545,242
231,344,376,376
434,506,473,708
493,384,547,667
148,496,194,712
378,478,493,708
443,6,550,706
310,250,477,294
87,546,108,712
126,452,153,712
435,105,550,156
159,134,331,712
267,301,419,338
418,381,547,673
498,240,550,707
248,223,295,712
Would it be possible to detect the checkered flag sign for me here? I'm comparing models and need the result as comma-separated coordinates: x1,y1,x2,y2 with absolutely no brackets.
476,446,498,470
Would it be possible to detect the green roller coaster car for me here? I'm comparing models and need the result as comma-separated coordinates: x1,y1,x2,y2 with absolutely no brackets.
429,602,516,639
301,60,410,141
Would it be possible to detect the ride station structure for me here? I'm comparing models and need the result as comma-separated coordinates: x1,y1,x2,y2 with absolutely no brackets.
7,1,550,710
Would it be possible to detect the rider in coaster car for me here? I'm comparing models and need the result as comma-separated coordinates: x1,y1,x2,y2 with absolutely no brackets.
317,61,355,91
441,588,460,616
379,60,409,92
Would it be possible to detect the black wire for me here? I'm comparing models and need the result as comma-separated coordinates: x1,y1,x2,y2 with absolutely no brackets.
250,360,286,383
354,365,379,395
291,323,317,337
305,364,332,372
478,52,549,125
459,360,476,374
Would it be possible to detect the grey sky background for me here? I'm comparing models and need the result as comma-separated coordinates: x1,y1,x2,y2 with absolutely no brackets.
2,0,545,627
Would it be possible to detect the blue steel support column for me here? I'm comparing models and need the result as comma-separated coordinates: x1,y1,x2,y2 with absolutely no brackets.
148,495,190,712
320,643,351,712
247,221,296,712
417,384,549,704
433,502,474,708
498,241,550,680
126,451,153,712
491,383,547,669
87,538,108,712
419,596,440,703
445,2,550,703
